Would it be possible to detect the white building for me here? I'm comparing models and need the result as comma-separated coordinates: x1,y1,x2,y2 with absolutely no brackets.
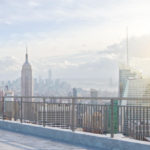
119,68,150,139
119,65,142,97
123,79,150,106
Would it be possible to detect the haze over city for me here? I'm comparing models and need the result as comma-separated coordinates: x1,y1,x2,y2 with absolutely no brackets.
0,0,150,88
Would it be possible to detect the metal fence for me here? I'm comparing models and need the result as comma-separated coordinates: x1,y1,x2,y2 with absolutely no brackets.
0,96,150,141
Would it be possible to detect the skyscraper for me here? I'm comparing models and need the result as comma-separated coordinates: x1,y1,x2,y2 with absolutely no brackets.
118,65,140,97
48,69,52,81
21,49,33,120
21,50,33,101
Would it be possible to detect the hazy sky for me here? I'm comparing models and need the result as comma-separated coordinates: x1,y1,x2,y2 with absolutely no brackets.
1,0,150,81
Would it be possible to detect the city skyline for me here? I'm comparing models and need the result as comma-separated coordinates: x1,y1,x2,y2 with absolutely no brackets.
0,1,150,149
1,0,150,81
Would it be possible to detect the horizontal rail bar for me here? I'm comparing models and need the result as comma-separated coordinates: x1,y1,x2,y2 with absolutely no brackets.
1,96,150,101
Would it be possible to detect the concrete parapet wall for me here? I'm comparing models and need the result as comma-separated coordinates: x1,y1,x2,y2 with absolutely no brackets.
0,120,150,150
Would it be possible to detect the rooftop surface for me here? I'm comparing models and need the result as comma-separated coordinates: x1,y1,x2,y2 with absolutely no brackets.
0,129,97,150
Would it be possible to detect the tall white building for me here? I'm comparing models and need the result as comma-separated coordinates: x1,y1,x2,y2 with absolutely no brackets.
119,66,150,138
123,78,150,106
119,65,142,97
21,51,33,101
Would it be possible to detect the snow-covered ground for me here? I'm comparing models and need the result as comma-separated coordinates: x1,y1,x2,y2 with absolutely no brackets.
0,129,98,150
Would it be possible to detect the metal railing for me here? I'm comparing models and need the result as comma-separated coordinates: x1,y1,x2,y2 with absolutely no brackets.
0,96,150,140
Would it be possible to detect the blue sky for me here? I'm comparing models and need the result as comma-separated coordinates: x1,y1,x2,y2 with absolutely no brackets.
1,0,150,82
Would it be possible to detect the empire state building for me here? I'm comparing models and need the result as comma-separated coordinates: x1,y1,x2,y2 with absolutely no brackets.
21,50,33,101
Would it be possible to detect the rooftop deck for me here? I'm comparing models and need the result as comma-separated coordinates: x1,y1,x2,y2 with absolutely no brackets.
0,129,96,150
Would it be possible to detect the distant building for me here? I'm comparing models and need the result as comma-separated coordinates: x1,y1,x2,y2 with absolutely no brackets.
0,89,4,101
90,89,98,97
119,67,150,139
121,78,150,138
37,104,74,128
4,90,15,119
118,65,143,136
123,79,150,106
4,90,14,101
119,65,142,97
21,50,33,101
48,69,52,81
21,50,33,120
119,65,149,106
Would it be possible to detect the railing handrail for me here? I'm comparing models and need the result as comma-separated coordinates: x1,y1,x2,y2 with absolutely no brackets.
1,96,150,101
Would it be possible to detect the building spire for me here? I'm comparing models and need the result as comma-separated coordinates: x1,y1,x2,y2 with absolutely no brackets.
25,45,28,63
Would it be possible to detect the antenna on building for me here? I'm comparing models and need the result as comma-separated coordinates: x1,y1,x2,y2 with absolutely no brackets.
126,27,129,66
26,45,28,54
25,44,28,62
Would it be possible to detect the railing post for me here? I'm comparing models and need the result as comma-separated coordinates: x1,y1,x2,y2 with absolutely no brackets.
13,99,16,121
20,97,23,123
71,88,77,131
111,99,114,138
2,97,4,120
43,98,46,127
71,97,75,131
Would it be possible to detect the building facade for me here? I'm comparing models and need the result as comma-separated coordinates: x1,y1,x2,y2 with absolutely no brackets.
119,65,140,97
21,51,33,121
21,51,33,101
